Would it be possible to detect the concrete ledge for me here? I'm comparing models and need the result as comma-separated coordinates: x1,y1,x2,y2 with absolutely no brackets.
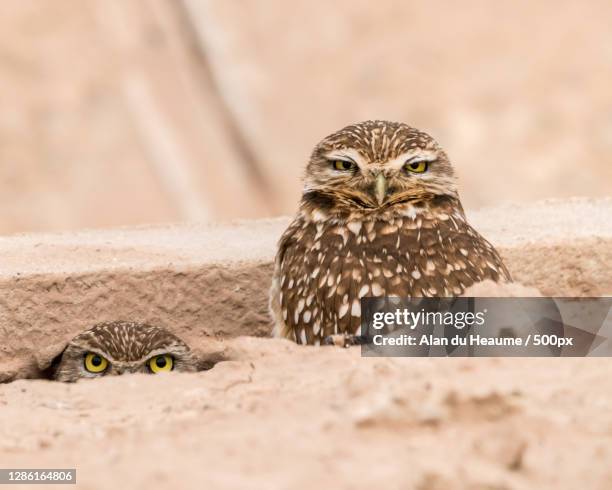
1,198,611,381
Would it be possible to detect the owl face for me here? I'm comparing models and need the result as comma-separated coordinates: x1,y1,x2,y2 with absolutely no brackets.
54,321,196,382
303,120,458,214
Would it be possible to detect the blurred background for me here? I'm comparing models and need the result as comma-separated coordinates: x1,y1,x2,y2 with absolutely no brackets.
1,0,611,235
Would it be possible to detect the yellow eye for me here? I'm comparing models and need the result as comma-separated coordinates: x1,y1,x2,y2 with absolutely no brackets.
332,160,356,171
84,352,109,373
404,161,428,173
148,355,174,373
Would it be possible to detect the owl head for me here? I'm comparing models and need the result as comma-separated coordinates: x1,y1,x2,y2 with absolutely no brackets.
53,321,197,382
302,120,459,215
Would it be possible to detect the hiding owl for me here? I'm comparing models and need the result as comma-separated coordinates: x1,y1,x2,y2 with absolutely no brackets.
54,321,197,381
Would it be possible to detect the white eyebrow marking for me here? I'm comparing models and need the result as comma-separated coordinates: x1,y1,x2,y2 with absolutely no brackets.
383,149,439,170
324,149,368,169
324,148,439,171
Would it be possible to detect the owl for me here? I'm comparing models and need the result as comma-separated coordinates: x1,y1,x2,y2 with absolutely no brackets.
270,120,511,346
54,321,197,382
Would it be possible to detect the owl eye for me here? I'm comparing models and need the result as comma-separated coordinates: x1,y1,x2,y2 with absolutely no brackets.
331,159,356,171
84,352,109,373
404,160,428,173
147,355,174,373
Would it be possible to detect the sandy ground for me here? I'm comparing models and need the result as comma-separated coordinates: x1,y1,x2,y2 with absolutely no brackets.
3,341,612,490
0,198,611,489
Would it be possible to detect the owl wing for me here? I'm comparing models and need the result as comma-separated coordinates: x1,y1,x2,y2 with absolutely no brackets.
270,218,306,340
395,213,512,297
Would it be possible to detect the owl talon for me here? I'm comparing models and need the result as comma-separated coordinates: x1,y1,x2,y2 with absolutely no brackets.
322,334,368,348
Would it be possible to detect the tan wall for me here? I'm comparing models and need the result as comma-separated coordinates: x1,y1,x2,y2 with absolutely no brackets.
1,0,611,234
2,199,610,381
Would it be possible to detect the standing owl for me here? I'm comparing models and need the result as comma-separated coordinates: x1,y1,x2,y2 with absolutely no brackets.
54,321,197,381
270,120,511,346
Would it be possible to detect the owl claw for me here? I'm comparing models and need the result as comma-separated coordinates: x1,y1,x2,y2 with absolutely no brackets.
322,334,368,348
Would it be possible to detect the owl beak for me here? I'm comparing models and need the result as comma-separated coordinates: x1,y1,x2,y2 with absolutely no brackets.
374,173,388,206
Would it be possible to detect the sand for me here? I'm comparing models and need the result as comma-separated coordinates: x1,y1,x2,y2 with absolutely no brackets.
1,198,611,489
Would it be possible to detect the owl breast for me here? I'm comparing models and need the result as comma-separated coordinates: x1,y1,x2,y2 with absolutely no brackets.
275,206,510,345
